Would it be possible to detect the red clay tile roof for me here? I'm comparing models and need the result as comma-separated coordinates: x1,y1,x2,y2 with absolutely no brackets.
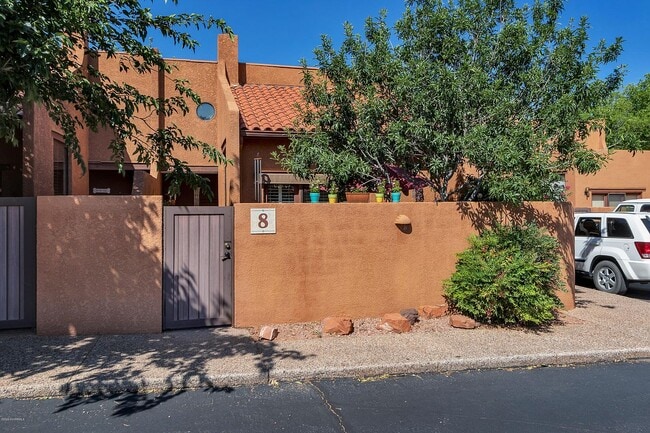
232,84,304,132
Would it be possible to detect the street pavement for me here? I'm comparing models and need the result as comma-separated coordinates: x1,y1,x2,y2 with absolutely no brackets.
1,285,648,399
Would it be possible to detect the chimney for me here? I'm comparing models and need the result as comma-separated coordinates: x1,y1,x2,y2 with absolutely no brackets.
218,34,239,85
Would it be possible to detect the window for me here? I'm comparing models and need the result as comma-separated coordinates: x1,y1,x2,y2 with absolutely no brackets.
592,192,640,207
265,184,296,203
575,217,601,237
642,218,650,234
196,102,215,120
53,138,69,195
606,218,633,239
615,205,636,213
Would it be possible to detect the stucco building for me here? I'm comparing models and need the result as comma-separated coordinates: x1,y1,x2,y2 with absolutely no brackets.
3,34,649,210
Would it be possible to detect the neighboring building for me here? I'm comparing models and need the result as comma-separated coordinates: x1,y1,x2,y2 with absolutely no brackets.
7,34,308,206
3,33,649,208
564,129,650,212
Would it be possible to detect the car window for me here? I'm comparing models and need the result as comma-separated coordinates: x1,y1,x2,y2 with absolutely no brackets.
640,204,650,212
575,217,601,237
614,205,636,213
606,218,634,239
642,218,650,234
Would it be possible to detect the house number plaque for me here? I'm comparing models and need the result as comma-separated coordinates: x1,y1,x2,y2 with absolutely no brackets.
250,208,276,234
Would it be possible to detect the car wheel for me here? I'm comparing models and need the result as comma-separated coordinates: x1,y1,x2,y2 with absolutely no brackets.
592,260,627,295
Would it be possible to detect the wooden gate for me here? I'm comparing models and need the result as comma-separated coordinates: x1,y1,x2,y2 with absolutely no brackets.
163,206,233,330
0,198,35,329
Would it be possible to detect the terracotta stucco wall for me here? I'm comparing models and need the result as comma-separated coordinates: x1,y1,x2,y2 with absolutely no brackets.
22,104,55,196
233,202,574,327
165,60,221,167
36,196,163,335
238,63,305,86
569,150,650,209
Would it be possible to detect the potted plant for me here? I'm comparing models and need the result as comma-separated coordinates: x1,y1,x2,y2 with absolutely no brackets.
391,179,402,203
327,182,339,203
375,181,386,203
309,180,321,203
345,181,370,203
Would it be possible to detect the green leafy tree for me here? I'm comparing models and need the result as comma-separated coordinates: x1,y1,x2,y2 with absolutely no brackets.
277,0,623,203
0,0,230,198
274,14,406,192
594,74,650,152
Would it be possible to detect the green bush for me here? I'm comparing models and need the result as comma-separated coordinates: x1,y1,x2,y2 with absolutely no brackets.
443,223,563,326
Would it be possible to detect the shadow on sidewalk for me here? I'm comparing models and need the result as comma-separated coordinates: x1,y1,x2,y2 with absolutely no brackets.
0,327,311,416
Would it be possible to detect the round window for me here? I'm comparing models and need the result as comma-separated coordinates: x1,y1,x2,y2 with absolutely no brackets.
196,102,216,120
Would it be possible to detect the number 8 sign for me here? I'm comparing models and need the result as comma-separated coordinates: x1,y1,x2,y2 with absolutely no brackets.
250,208,276,234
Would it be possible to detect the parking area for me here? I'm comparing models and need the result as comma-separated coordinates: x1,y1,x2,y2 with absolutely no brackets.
576,278,650,302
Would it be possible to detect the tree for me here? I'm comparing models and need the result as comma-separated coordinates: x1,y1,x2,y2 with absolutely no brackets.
0,0,230,198
277,0,624,203
594,74,650,152
275,14,406,193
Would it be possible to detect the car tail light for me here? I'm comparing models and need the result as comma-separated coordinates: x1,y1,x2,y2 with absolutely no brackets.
635,242,650,259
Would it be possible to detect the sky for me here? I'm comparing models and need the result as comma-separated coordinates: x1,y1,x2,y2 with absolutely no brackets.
147,0,650,87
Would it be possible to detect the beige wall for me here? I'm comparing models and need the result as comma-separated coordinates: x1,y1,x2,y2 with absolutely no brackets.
233,202,574,327
36,196,163,335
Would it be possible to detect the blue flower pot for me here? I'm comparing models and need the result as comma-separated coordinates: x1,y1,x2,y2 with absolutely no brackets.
309,192,320,203
391,192,401,203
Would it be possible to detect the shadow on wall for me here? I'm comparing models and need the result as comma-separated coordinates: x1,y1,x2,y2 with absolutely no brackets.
455,201,575,307
37,196,163,335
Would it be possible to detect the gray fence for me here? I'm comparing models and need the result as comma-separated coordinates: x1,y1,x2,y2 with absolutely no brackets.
0,198,35,329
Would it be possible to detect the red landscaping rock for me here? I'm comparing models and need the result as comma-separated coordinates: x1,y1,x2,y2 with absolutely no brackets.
449,314,477,329
259,326,279,341
322,317,354,335
418,304,448,319
377,313,412,333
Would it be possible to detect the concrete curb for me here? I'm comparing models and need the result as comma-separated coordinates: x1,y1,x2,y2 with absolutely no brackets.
3,348,648,400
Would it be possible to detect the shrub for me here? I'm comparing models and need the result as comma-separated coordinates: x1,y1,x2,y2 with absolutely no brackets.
443,223,563,326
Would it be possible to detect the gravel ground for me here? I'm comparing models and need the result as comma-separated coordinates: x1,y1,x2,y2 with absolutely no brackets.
246,311,583,342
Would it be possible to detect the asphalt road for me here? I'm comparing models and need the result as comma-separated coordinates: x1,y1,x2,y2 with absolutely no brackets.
1,361,649,433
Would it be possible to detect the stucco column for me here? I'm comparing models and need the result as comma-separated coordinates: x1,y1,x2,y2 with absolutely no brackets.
21,103,54,196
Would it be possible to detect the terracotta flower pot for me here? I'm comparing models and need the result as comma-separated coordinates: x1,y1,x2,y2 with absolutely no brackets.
345,192,370,203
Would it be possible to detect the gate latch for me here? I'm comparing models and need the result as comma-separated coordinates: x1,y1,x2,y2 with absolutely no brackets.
222,242,232,261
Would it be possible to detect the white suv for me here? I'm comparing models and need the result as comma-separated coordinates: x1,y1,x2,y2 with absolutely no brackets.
574,212,650,294
613,198,650,213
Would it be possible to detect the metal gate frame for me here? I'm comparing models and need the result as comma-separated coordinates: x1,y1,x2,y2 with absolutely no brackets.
163,206,233,330
0,198,36,329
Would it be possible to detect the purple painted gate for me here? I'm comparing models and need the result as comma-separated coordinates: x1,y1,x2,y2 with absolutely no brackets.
0,198,35,329
163,206,233,329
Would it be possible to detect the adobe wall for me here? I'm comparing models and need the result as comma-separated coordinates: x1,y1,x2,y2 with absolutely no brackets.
238,63,305,86
233,201,574,327
568,150,650,209
165,59,221,167
36,196,163,335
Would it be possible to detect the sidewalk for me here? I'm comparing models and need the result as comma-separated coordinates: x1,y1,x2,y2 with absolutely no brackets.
1,287,648,399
